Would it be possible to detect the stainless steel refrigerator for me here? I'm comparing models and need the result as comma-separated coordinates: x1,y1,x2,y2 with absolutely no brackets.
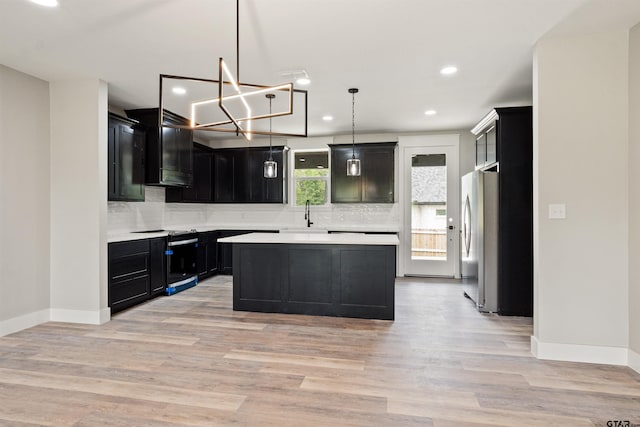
461,170,499,312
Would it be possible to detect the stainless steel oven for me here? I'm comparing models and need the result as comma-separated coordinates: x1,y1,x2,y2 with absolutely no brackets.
165,230,198,295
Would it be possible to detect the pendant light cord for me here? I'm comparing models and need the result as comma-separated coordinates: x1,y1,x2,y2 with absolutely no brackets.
267,93,275,160
350,88,357,159
236,0,240,83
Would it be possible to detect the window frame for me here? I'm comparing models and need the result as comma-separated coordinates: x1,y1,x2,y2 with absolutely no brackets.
291,148,331,207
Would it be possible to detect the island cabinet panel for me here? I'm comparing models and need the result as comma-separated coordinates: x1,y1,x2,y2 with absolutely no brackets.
237,246,285,302
232,243,395,320
287,248,333,304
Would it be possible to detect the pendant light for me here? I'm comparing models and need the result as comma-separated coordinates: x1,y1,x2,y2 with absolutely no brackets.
263,93,277,178
346,88,361,176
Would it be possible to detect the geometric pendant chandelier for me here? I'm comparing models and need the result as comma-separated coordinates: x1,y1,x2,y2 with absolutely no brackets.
158,0,307,141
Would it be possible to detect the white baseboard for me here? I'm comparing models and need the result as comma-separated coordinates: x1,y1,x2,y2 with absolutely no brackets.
531,336,628,366
628,348,640,374
0,309,50,337
50,307,110,325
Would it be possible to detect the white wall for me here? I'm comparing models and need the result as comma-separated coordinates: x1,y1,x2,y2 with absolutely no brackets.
533,31,630,364
628,22,640,371
0,65,51,334
50,79,109,324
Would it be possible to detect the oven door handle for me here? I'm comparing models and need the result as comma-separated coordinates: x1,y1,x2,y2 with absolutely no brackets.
167,238,198,247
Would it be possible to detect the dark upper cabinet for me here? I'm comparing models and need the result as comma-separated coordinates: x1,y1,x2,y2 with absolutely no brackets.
108,114,145,202
330,143,396,203
213,150,235,202
214,146,286,204
125,108,193,187
247,148,286,203
166,143,214,203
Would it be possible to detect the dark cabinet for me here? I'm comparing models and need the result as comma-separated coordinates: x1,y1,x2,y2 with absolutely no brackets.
471,106,533,316
216,229,279,275
197,231,218,280
247,148,286,203
108,237,166,314
166,143,214,202
475,121,497,168
125,108,193,187
149,237,166,296
213,147,286,203
330,143,395,203
108,114,145,201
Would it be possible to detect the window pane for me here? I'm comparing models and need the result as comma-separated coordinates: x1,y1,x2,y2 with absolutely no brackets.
296,180,327,206
294,168,329,178
411,154,447,260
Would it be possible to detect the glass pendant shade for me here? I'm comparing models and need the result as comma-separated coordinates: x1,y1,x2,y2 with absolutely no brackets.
347,157,361,176
264,159,277,178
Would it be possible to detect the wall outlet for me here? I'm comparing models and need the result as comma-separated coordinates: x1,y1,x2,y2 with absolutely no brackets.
548,203,566,219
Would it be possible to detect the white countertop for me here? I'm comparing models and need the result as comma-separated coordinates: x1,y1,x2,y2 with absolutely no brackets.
108,223,399,243
217,232,399,246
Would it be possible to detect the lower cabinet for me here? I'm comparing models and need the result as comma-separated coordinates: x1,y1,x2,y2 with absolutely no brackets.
108,237,166,314
197,231,218,280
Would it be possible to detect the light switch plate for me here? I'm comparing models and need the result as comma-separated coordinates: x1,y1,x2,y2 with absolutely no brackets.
548,204,566,219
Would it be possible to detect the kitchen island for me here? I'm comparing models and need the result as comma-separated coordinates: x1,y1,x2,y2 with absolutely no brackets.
217,232,399,320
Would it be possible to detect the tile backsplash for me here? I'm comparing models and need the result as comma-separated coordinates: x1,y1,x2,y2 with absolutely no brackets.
108,186,400,233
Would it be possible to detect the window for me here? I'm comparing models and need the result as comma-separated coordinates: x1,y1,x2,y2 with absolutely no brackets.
294,150,329,206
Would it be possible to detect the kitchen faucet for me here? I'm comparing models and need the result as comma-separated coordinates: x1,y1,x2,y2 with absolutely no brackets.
304,199,313,228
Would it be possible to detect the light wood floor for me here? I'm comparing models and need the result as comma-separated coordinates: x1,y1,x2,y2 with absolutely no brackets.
0,277,639,426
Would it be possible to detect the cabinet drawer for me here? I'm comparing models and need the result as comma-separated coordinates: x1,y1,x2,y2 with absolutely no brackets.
110,253,149,281
110,275,150,311
109,240,149,258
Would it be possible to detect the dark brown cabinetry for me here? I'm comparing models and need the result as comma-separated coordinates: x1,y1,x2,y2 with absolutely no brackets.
197,231,218,280
330,143,395,203
108,237,166,314
471,106,533,316
108,114,145,201
125,108,193,187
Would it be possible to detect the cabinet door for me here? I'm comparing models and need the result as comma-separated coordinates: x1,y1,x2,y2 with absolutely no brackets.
118,126,145,201
206,233,218,275
149,237,166,295
108,116,145,202
485,125,497,165
214,151,234,202
247,149,266,202
232,149,249,202
475,133,486,167
263,149,284,203
161,126,179,173
362,146,394,203
177,128,193,183
331,147,362,203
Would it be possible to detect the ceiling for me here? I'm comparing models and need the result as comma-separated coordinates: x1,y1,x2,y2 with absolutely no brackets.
2,0,640,142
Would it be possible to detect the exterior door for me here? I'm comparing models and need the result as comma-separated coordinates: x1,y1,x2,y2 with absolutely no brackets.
403,145,459,277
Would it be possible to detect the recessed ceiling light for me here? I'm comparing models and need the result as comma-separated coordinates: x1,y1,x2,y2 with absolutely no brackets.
30,0,58,6
440,66,458,75
317,165,324,169
322,115,333,121
296,77,311,85
172,87,187,95
299,158,306,162
425,110,437,116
